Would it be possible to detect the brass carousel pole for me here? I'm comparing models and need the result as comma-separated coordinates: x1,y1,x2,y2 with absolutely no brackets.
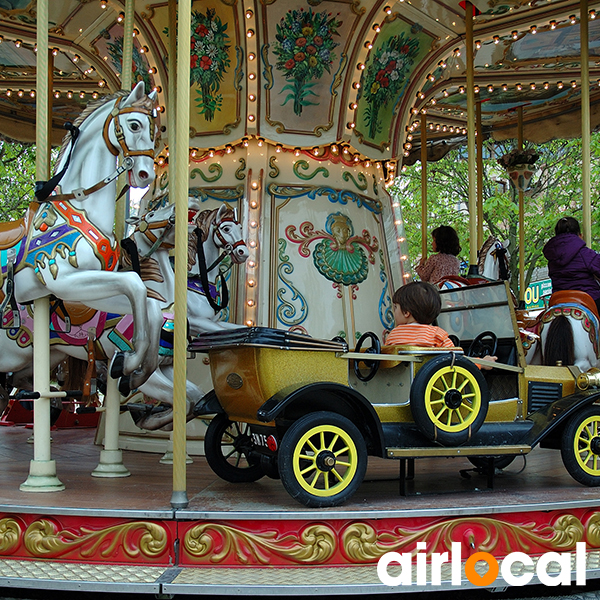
21,0,64,492
476,101,484,249
171,0,191,509
518,107,525,306
465,1,478,275
115,0,135,242
421,113,428,262
581,0,591,245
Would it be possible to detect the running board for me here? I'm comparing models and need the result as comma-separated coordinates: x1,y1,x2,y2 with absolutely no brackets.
386,444,531,458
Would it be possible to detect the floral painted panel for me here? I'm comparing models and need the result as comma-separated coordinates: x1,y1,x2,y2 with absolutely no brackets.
270,185,394,341
355,21,433,148
93,24,153,93
149,1,241,137
262,1,361,135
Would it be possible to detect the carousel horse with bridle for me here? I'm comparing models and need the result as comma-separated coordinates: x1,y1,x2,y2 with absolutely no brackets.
0,81,159,393
186,203,249,336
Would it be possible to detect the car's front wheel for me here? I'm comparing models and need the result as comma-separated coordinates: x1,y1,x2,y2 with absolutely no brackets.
278,411,367,508
561,404,600,487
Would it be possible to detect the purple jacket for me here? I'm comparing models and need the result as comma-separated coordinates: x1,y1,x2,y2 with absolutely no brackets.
543,233,600,301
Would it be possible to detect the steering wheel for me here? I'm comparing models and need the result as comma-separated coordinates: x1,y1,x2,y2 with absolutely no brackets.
467,331,498,358
353,332,381,382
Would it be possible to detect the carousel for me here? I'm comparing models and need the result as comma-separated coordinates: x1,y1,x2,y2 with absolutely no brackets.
0,0,598,595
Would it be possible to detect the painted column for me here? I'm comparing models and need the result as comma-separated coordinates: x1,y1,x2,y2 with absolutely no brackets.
476,101,484,249
581,0,591,245
20,0,64,493
420,114,427,261
518,106,525,305
465,2,478,274
172,0,192,509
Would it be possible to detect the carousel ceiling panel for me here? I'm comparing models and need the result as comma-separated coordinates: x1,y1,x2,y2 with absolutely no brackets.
0,0,594,159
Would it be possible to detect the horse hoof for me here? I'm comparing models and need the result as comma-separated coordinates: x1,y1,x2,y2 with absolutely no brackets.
118,376,131,397
110,352,126,379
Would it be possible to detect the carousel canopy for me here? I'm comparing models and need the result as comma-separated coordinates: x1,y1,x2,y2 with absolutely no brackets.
0,0,596,161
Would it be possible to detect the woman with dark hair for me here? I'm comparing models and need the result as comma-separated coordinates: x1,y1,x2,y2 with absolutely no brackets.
415,225,461,284
543,216,600,314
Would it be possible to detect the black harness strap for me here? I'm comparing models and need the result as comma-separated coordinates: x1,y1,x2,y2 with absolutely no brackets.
195,226,229,313
35,123,80,203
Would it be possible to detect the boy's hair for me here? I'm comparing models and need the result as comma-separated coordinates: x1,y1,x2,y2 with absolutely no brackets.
555,216,580,236
432,226,461,256
393,281,441,324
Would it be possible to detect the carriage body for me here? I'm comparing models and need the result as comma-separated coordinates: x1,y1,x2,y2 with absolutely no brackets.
189,280,600,508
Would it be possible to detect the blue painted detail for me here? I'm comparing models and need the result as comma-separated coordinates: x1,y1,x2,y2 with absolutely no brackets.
276,238,308,327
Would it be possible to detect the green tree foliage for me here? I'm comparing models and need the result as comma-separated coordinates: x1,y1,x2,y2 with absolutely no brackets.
0,138,38,221
389,136,598,295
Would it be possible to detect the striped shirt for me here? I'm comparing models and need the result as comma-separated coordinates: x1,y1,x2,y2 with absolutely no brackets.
385,323,455,348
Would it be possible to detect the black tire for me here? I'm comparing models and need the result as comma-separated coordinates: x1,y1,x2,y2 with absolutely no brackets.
561,404,600,487
278,411,367,508
204,414,264,483
468,455,516,471
410,354,489,446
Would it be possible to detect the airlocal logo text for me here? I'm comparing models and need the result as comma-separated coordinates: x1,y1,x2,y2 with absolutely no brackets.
377,542,587,587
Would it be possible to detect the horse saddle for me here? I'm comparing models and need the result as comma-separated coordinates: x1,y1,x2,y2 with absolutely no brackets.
549,290,599,320
0,202,38,251
53,301,98,327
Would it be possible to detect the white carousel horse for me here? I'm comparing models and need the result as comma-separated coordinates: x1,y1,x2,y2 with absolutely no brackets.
522,291,599,372
186,204,249,336
0,81,159,392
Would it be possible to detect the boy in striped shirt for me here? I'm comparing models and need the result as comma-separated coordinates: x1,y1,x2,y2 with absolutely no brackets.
386,281,454,348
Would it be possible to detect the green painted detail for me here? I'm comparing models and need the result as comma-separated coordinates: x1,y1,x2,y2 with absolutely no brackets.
190,163,223,183
189,185,244,203
269,156,280,179
293,160,330,181
372,174,379,195
159,172,169,192
235,158,246,180
342,171,368,191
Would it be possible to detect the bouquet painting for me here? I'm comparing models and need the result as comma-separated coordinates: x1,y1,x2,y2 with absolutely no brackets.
190,8,231,121
362,32,420,139
272,7,341,116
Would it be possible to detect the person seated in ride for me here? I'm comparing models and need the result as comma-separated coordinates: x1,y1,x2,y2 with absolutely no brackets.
543,216,600,316
415,226,461,284
385,282,497,368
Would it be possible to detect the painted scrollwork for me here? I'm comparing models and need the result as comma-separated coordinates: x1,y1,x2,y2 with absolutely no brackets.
342,171,368,191
277,238,308,327
0,518,21,554
378,250,394,330
183,522,336,565
341,515,585,563
293,160,330,181
268,156,280,179
190,163,223,183
235,158,247,180
585,512,600,546
24,519,168,559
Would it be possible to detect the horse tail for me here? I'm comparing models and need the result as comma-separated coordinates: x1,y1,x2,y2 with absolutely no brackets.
544,315,574,366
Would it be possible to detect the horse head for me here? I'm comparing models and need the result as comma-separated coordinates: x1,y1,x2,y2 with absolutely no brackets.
478,236,511,281
126,203,176,258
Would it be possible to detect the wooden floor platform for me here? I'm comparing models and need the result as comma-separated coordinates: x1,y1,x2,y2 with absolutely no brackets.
0,425,600,595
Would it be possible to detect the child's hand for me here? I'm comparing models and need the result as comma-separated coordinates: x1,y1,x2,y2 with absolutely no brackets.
479,355,497,370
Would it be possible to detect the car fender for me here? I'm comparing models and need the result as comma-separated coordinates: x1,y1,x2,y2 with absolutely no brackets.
257,382,385,457
526,389,600,447
192,389,226,417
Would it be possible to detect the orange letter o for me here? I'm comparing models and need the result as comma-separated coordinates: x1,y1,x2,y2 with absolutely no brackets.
464,552,499,587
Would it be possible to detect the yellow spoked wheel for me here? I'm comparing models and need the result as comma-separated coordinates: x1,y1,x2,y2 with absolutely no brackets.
278,411,367,508
561,404,600,486
410,355,489,446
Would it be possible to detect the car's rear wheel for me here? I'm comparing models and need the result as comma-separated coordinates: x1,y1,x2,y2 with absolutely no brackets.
204,414,264,483
410,354,489,446
278,411,367,508
561,404,600,487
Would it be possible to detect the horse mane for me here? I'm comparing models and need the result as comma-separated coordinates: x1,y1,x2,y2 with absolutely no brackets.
119,238,166,303
187,205,236,271
477,236,496,275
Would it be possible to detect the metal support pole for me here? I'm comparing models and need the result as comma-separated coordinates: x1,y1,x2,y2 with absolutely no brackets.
21,0,64,493
465,2,478,275
92,360,130,477
171,0,191,509
581,0,592,245
167,0,177,178
476,101,484,249
518,107,525,306
420,114,428,260
115,0,135,242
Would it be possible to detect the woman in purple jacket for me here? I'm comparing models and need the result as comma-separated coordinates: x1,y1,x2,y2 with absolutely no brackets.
543,216,600,314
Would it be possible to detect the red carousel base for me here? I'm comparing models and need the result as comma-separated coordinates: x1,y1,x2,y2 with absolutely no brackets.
0,427,598,595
